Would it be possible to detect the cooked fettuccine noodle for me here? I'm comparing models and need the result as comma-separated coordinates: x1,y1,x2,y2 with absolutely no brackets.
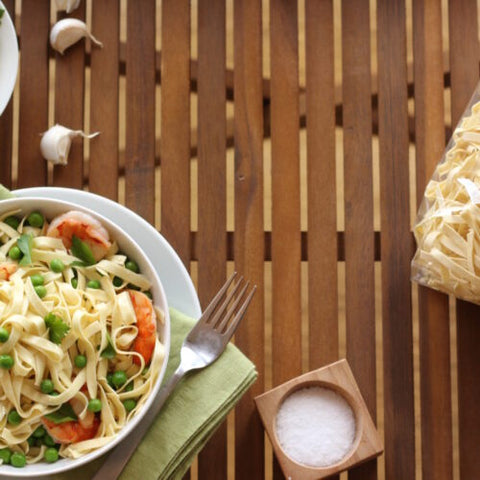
412,98,480,304
0,209,165,464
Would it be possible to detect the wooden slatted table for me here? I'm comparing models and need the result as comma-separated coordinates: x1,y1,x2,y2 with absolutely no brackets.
0,1,477,479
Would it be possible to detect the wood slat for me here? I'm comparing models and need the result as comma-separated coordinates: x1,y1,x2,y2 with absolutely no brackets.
89,0,119,200
270,0,301,478
160,0,191,267
377,1,415,479
52,4,86,188
17,0,49,188
125,0,156,222
412,1,453,479
196,0,227,478
233,0,265,478
341,1,377,479
0,0,14,188
448,0,480,477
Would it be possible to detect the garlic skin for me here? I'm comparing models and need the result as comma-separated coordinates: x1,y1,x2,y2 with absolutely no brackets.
50,19,103,54
40,124,100,165
55,0,81,14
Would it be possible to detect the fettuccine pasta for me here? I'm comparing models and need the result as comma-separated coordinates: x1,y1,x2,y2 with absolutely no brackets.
0,209,165,467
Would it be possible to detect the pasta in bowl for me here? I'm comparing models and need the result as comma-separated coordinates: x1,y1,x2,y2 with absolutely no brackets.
0,197,170,476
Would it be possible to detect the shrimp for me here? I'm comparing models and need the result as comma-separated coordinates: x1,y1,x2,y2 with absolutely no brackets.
42,397,100,444
129,290,157,366
46,210,111,262
0,262,17,280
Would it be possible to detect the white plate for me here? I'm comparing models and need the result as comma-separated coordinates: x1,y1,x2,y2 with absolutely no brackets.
0,1,18,116
13,187,201,319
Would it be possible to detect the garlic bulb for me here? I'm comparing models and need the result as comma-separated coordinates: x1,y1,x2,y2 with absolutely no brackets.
40,124,100,165
55,0,81,14
50,18,103,54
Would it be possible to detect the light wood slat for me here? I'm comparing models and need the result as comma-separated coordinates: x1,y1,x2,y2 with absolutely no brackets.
341,1,377,480
52,4,86,188
196,0,227,478
125,0,155,222
160,0,191,267
412,2,453,479
89,0,119,200
448,1,480,477
233,0,265,478
305,0,337,368
17,0,49,188
377,1,415,479
270,1,301,478
0,0,14,188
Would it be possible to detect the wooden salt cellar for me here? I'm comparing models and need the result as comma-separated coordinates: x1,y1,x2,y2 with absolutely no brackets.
255,359,383,480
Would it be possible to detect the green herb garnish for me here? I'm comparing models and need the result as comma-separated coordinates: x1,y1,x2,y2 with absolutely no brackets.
43,403,77,425
100,332,116,359
0,9,5,20
17,234,33,266
71,235,96,266
44,313,70,344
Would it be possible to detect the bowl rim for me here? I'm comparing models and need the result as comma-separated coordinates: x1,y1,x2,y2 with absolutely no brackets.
0,196,171,476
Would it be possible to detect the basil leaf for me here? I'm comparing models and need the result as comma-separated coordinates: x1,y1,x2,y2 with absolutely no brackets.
70,235,96,266
44,403,77,424
69,260,87,267
0,9,5,20
17,234,33,266
44,313,70,344
101,332,116,359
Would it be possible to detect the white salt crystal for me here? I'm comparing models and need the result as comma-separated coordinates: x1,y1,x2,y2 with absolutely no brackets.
275,386,356,467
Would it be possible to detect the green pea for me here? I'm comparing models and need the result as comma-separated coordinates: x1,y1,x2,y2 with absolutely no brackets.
106,373,114,386
49,391,59,397
87,279,101,289
50,258,65,273
34,285,47,298
0,447,11,464
71,278,78,289
0,327,10,343
27,211,44,228
8,246,22,260
111,370,127,388
113,276,123,287
43,434,56,447
10,452,26,467
125,260,139,273
30,274,44,286
122,399,137,412
74,354,87,368
44,447,58,463
0,354,14,369
125,381,134,392
40,379,54,394
87,398,102,413
27,436,35,447
4,216,19,230
7,410,21,425
32,426,46,438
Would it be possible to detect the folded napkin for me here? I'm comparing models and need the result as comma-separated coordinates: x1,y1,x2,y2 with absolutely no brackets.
52,308,257,480
0,187,257,479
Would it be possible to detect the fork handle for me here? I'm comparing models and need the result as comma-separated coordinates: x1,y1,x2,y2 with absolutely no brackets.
91,364,187,480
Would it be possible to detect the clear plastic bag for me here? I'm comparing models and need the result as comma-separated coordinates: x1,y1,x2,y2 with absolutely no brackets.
412,82,480,304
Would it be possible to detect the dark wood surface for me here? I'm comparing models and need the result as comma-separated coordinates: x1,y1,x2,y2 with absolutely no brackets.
2,1,480,478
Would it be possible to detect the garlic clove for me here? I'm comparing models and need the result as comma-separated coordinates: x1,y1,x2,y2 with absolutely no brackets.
50,18,103,55
40,124,100,166
55,0,81,14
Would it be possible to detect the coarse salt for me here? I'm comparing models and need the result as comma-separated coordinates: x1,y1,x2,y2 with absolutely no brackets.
275,386,356,468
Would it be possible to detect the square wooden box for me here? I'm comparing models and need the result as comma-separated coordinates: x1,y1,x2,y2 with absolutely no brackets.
255,359,383,480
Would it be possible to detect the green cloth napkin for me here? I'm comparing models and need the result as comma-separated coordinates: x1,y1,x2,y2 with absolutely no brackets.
0,187,257,479
52,308,257,480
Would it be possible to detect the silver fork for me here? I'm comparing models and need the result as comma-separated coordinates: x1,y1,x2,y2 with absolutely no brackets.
92,272,256,480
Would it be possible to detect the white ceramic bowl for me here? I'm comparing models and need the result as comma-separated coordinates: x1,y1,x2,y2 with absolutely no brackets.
0,1,19,116
0,197,170,477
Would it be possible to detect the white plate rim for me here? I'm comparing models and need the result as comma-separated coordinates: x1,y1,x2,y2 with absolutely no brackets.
0,1,18,116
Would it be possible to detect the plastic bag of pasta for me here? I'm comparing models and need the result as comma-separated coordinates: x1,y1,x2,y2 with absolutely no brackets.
412,82,480,304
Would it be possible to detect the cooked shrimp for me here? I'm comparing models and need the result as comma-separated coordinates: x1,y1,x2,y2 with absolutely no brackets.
129,290,157,366
0,262,17,280
46,210,111,262
42,398,100,444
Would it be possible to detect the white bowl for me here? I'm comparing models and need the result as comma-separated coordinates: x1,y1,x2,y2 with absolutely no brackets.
0,1,19,116
0,197,171,477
